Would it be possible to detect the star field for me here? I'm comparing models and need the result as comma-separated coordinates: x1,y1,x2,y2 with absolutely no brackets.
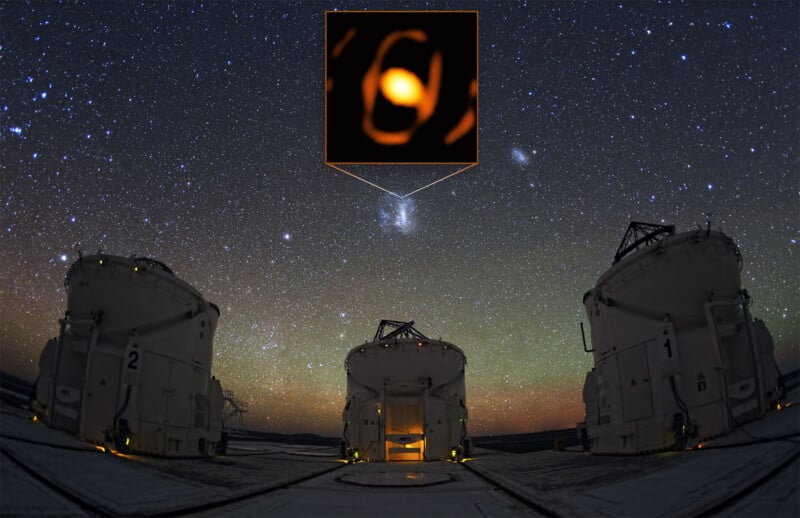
1,1,798,436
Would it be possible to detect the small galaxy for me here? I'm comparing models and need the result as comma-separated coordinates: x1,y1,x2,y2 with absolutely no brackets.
380,196,417,235
1,1,798,436
511,147,531,166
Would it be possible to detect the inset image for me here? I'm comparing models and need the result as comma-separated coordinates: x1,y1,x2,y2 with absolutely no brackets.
326,11,478,164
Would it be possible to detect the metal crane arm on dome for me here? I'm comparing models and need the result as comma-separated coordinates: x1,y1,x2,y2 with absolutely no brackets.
373,320,428,341
613,221,676,264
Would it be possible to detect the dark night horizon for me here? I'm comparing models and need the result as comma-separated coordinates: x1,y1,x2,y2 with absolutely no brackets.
1,1,798,436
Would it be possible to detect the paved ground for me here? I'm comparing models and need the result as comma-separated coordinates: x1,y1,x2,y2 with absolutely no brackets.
1,393,797,517
196,460,534,517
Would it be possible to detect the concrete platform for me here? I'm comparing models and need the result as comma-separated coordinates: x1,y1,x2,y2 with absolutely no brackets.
337,467,455,487
1,395,797,517
465,398,800,517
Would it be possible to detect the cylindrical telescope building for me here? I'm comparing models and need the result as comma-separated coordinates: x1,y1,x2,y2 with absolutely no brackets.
579,222,782,454
342,320,469,461
36,254,225,457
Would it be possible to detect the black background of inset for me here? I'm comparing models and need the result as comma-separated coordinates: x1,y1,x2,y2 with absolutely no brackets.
326,11,478,163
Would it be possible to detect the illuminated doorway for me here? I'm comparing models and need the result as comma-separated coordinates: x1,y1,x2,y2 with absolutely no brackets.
385,400,424,461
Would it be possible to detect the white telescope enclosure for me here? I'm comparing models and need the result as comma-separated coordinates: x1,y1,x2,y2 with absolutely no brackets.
342,320,469,461
579,222,782,454
36,254,225,457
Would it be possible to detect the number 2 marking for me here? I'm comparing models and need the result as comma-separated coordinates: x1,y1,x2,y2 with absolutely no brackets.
127,351,139,370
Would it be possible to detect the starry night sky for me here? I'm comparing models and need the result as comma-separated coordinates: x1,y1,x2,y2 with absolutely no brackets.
1,1,798,436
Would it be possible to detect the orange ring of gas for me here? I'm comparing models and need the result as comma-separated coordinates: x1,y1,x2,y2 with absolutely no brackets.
379,68,424,107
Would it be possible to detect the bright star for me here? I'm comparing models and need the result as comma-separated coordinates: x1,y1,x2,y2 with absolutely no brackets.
379,68,424,107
